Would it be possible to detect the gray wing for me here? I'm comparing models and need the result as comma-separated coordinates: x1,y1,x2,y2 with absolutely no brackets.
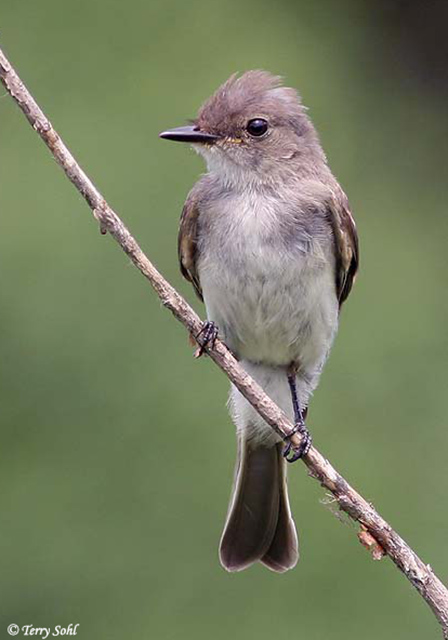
328,191,359,306
178,189,203,301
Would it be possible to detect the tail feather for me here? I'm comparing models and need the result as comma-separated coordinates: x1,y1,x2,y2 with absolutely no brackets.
261,445,299,572
219,437,298,572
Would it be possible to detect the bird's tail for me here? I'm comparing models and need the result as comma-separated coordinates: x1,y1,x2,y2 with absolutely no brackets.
219,434,299,572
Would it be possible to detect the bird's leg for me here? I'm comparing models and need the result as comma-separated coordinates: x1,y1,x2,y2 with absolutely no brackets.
283,367,312,462
194,320,219,358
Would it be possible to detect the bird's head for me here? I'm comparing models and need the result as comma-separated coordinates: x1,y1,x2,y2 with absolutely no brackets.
160,71,325,186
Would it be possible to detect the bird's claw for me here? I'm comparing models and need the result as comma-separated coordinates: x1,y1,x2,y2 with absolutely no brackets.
194,320,219,357
283,422,312,463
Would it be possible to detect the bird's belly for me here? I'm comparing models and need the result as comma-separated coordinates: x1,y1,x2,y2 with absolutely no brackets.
198,249,339,370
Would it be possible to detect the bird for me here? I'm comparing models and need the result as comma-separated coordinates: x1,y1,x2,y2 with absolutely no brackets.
159,71,358,573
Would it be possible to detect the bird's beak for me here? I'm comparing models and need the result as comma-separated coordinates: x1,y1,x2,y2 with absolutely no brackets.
159,125,218,144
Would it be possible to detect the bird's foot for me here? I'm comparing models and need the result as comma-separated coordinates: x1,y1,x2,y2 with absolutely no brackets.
194,320,219,358
283,421,312,463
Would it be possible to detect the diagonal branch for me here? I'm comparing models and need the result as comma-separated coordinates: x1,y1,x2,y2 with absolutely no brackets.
1,44,447,638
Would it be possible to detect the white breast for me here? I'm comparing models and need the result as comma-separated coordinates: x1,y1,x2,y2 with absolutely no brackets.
197,189,339,375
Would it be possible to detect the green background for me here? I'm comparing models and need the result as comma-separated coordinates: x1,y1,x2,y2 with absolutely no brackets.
1,1,447,638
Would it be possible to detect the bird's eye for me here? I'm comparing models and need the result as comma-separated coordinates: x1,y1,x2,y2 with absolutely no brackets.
246,118,269,137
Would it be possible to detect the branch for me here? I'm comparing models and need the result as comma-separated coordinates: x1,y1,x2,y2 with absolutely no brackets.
1,45,447,638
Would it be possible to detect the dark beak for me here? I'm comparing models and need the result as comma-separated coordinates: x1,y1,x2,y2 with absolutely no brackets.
159,125,218,144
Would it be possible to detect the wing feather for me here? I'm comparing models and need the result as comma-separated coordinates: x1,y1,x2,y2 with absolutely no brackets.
328,191,359,306
178,191,203,300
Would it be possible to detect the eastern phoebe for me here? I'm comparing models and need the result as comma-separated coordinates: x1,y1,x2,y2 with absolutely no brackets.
160,71,358,572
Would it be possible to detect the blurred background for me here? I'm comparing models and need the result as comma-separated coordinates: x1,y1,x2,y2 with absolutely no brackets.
1,0,447,638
